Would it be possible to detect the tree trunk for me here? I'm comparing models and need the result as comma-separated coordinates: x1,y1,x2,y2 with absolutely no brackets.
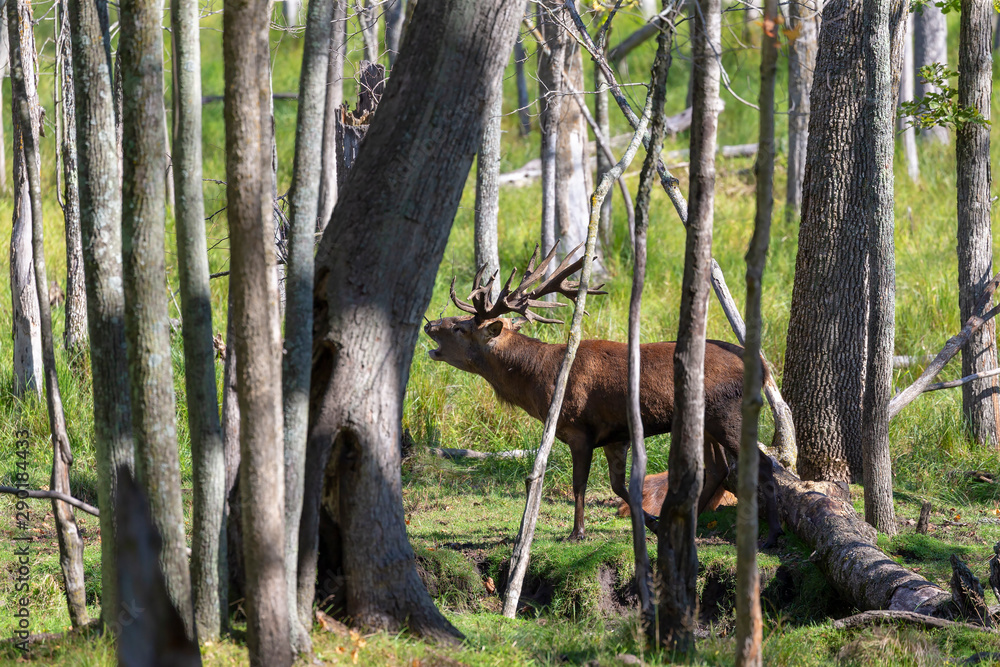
861,0,898,538
899,12,919,184
68,0,135,630
475,84,502,298
782,0,906,484
0,9,7,194
595,57,613,252
283,0,300,27
224,0,293,659
317,0,347,233
956,0,999,449
120,0,194,639
59,7,87,356
172,0,226,640
514,32,531,136
8,0,90,627
735,2,776,664
785,0,820,221
538,1,565,262
384,0,406,68
914,3,949,144
284,0,335,650
298,0,522,639
356,0,378,63
656,0,720,654
221,290,240,628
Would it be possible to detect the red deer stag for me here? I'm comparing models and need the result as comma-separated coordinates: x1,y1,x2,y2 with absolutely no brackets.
424,245,781,546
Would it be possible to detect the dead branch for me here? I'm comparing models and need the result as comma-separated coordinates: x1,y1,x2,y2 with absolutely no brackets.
0,486,100,516
923,367,1000,393
831,610,993,633
428,448,531,460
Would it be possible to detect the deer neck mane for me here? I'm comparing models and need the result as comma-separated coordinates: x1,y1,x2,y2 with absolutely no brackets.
479,330,561,419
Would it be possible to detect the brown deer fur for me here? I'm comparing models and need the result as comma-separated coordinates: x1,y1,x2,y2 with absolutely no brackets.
424,315,782,545
617,471,737,518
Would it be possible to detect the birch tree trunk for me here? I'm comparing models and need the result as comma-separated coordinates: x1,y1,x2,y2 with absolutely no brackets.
299,0,522,639
356,0,378,63
656,0,720,654
735,2,776,664
385,0,406,68
284,0,335,649
8,0,90,627
172,0,226,640
58,7,87,355
595,58,613,251
956,0,999,449
899,13,919,183
120,0,194,638
475,83,502,298
860,0,898,538
786,0,820,221
317,0,347,232
782,0,906,484
914,3,949,144
224,0,293,659
68,0,135,630
515,32,531,136
538,1,565,262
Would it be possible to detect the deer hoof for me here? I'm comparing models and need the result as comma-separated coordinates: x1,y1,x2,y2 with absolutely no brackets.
566,529,585,542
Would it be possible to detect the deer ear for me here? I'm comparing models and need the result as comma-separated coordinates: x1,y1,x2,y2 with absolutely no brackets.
484,320,505,339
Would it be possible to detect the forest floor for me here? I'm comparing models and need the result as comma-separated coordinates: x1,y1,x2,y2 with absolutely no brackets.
2,5,1000,666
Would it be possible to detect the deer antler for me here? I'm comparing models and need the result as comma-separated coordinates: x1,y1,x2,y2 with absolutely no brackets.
449,244,607,324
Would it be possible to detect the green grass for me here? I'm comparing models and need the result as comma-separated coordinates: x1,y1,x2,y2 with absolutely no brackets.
2,2,1000,665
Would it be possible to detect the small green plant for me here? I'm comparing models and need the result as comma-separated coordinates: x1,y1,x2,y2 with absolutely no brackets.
898,63,990,132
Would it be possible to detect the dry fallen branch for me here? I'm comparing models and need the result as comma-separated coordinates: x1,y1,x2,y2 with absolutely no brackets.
0,486,100,516
428,448,531,460
831,610,994,633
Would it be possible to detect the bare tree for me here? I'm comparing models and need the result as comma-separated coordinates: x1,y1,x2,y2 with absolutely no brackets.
956,0,999,449
317,0,347,232
8,0,90,627
68,0,135,630
356,0,378,63
224,0,293,659
537,0,566,261
475,83,502,299
786,0,820,220
899,12,919,183
284,0,335,649
384,0,406,67
297,0,522,639
782,0,907,484
172,0,226,640
514,31,531,136
57,5,88,355
120,0,194,637
914,2,949,144
656,0,720,654
735,1,776,663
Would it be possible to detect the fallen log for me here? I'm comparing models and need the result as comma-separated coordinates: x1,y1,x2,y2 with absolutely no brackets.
428,447,531,460
831,610,992,633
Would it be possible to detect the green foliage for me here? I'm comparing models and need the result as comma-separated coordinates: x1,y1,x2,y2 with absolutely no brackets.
898,64,990,132
910,0,962,14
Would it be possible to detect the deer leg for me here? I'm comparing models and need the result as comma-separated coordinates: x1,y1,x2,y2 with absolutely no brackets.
758,449,783,548
699,437,731,514
604,443,659,532
568,444,594,541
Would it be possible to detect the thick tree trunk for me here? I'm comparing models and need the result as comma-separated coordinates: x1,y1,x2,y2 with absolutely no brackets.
68,0,135,630
475,84,502,299
172,0,226,640
656,0,720,654
956,0,999,449
899,13,919,184
299,0,522,639
224,0,292,660
735,2,776,664
538,1,565,262
284,0,335,650
914,3,949,144
0,10,7,194
59,9,87,356
860,0,898,537
120,0,194,639
8,0,90,627
785,0,820,221
782,0,906,484
316,0,347,232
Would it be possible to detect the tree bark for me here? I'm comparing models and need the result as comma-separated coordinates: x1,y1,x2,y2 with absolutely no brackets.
283,0,301,26
221,291,240,629
284,0,334,650
355,0,378,63
172,0,226,640
735,2,776,664
899,12,919,184
538,1,565,263
0,9,7,194
956,0,999,450
225,0,293,661
385,0,406,68
514,31,531,136
782,0,906,484
786,0,820,221
861,0,898,537
299,0,522,639
475,83,502,299
316,0,347,233
8,0,90,627
68,0,135,630
656,0,720,654
58,7,88,356
120,0,194,638
914,3,949,144
595,56,613,252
